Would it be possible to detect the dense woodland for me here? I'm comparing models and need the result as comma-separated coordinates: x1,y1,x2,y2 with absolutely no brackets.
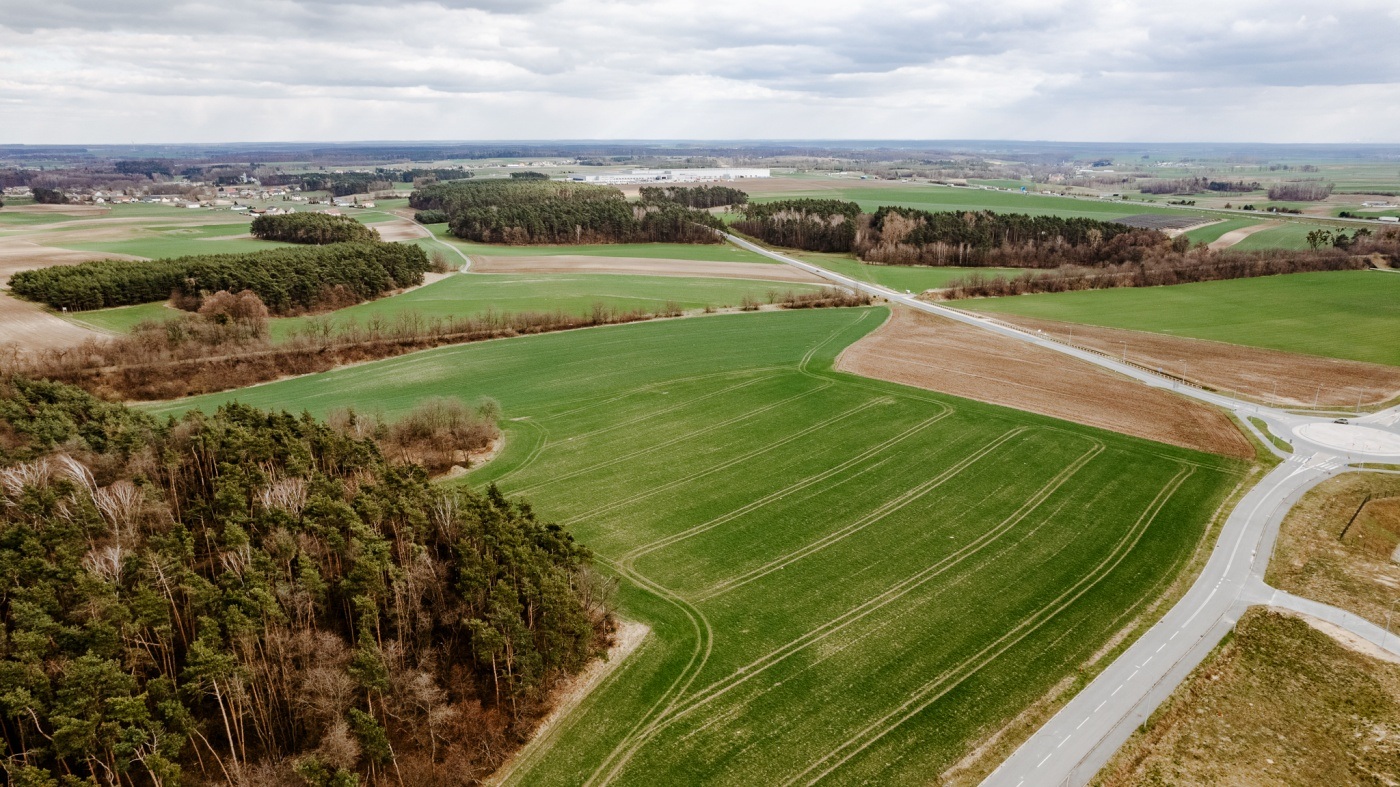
637,185,748,208
1137,177,1260,195
0,376,608,785
410,180,724,245
9,243,431,314
732,199,862,252
250,214,380,245
32,187,68,205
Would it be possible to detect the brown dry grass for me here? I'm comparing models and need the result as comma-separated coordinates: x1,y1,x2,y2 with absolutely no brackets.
836,308,1253,458
471,255,826,283
988,314,1400,407
1265,471,1400,629
1093,609,1400,787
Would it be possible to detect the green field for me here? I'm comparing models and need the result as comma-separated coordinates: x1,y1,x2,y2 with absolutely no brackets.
150,308,1241,785
268,273,820,340
49,221,295,259
966,270,1400,366
63,273,820,340
793,252,1027,291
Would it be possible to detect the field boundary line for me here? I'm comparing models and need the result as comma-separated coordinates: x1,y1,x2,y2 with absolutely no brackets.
621,436,1107,757
619,409,953,562
695,427,1036,600
566,396,896,527
786,465,1195,785
512,379,833,496
799,309,874,376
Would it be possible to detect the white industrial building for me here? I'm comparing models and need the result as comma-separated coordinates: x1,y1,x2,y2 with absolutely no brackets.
572,168,770,185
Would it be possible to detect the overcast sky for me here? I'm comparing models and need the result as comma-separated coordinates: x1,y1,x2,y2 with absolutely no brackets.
2,0,1398,144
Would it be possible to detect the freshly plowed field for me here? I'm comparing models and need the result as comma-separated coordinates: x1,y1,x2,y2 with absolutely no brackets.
837,309,1252,458
152,308,1243,786
472,254,825,282
984,314,1400,407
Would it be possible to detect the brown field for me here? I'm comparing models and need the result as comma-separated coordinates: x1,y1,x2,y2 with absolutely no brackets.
471,255,827,283
1209,220,1281,249
986,313,1400,407
0,234,143,353
1094,609,1400,787
836,308,1252,458
1265,471,1400,629
366,219,429,242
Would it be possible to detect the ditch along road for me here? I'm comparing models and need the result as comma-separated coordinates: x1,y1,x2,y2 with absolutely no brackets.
722,232,1400,787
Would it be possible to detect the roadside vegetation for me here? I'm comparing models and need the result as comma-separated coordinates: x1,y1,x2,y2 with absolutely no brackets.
1094,610,1400,787
1265,471,1400,629
0,376,607,785
153,308,1243,786
250,212,380,244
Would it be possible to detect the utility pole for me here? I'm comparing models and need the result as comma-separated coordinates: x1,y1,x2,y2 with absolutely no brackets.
1121,341,1127,363
1314,382,1322,409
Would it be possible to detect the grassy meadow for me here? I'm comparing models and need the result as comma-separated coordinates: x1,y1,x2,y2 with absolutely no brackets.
965,270,1400,366
792,252,1028,291
750,182,1194,221
425,224,778,263
61,272,821,339
148,308,1242,785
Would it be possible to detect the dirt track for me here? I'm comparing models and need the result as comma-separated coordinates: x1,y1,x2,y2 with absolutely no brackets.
987,314,1400,407
837,308,1253,458
471,255,827,283
1209,221,1279,249
366,219,429,242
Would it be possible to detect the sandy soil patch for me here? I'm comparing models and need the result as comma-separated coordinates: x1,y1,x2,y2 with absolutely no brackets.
472,255,826,283
1208,221,1280,249
366,219,429,243
984,313,1400,407
486,618,650,786
836,308,1252,458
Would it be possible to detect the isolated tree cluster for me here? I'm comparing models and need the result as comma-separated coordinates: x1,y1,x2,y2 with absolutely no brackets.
0,377,607,785
8,243,431,313
250,213,381,245
1266,181,1335,201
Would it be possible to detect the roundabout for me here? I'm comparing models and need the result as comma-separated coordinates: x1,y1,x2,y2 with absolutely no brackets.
1293,422,1400,457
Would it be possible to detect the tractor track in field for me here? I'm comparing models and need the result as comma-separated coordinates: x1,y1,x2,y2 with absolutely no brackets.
788,465,1194,785
618,409,953,562
536,366,789,422
565,396,894,527
561,375,771,443
512,381,832,496
588,436,1109,783
695,427,1042,600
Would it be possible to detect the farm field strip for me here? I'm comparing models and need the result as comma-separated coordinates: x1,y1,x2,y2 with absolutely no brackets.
147,308,1243,786
965,270,1400,367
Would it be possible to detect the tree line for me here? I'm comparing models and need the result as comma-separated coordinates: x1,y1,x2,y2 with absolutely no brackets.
1138,177,1260,195
8,242,432,313
0,375,608,785
1267,181,1335,201
637,185,749,208
251,213,381,244
410,180,724,245
941,243,1379,299
732,199,862,252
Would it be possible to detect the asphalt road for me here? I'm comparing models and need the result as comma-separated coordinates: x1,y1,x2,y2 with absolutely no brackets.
721,232,1400,786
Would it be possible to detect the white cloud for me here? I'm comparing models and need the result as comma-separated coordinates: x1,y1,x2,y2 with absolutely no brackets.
0,0,1397,142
